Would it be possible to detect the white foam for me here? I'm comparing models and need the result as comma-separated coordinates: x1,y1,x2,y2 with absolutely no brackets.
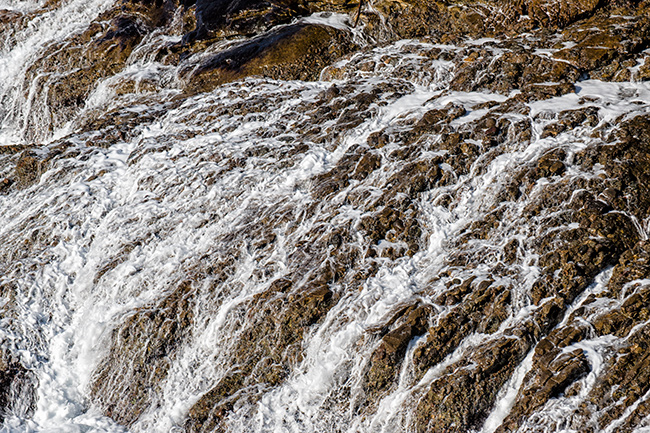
2,18,650,433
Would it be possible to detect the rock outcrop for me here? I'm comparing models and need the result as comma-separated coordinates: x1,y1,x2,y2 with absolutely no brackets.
3,0,650,432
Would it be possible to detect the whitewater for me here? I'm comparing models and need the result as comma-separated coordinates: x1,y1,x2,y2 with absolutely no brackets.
2,0,650,432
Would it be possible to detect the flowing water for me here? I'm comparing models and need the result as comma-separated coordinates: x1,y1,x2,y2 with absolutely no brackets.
2,1,650,432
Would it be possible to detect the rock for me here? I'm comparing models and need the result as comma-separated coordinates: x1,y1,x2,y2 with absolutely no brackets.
528,0,601,28
554,11,650,78
312,144,381,198
10,1,650,431
184,23,357,93
374,0,533,41
496,322,591,432
416,329,532,433
184,277,338,432
362,304,431,403
577,114,650,220
413,281,511,380
91,281,195,426
606,243,650,301
541,107,599,138
0,10,26,51
637,56,650,81
183,0,310,42
358,195,422,258
12,151,46,188
19,0,180,138
574,322,650,432
0,348,37,422
0,178,12,194
450,48,581,96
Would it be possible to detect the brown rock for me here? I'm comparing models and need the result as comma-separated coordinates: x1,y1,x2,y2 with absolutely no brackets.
529,0,601,28
416,329,532,433
362,304,431,402
413,282,511,380
184,24,357,93
91,281,195,426
184,278,338,432
0,348,37,422
13,151,45,188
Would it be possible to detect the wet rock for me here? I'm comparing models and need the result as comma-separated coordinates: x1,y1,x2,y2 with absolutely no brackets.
12,151,47,188
91,281,195,426
637,55,650,81
575,322,650,432
21,0,176,137
362,304,431,402
8,1,650,431
312,144,380,199
413,281,511,379
577,114,650,220
487,112,650,432
0,10,27,51
0,348,37,422
185,23,357,93
372,0,619,43
385,158,442,196
375,0,533,41
416,329,532,433
529,0,601,28
451,49,581,97
554,11,650,78
541,107,599,138
496,323,591,432
0,178,12,194
184,277,338,432
183,0,310,42
358,195,422,257
606,242,650,300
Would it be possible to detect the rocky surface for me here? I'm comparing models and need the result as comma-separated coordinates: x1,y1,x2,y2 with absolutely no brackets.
2,0,650,432
183,23,358,93
0,348,36,423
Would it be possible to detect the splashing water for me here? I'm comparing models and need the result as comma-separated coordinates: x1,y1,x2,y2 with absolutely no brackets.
3,2,650,433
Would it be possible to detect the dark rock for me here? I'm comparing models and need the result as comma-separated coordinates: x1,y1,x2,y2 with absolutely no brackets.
0,178,13,194
184,277,338,432
18,0,180,137
554,11,650,78
362,304,431,402
184,0,309,42
0,348,37,422
496,323,591,432
451,49,581,96
185,23,357,93
529,0,601,28
416,329,532,433
13,151,45,188
413,282,511,380
91,281,195,426
358,195,422,258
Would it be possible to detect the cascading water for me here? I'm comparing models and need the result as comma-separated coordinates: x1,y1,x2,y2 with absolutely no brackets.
2,1,650,433
0,0,118,143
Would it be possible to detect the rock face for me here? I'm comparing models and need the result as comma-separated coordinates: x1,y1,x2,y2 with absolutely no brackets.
8,0,646,140
184,23,357,93
0,353,35,422
17,0,178,140
528,0,601,28
91,281,195,426
183,0,309,42
3,0,650,432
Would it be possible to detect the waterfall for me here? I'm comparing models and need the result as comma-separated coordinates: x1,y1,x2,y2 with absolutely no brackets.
2,1,650,432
